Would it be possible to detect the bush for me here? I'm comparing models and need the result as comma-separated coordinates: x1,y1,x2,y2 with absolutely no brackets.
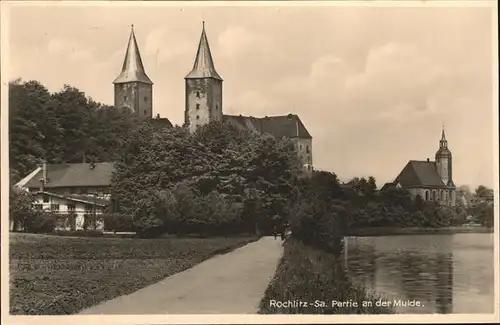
289,199,346,257
102,213,135,232
259,239,394,314
24,212,57,233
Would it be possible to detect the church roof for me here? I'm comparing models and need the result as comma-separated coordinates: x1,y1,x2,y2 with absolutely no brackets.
113,25,153,85
23,162,115,189
394,160,447,188
185,22,223,81
223,114,312,139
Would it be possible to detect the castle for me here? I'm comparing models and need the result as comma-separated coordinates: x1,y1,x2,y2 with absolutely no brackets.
381,128,456,206
113,23,313,172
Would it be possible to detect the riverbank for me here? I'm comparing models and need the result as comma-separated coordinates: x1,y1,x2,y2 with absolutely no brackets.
345,226,493,237
259,238,394,314
9,233,257,315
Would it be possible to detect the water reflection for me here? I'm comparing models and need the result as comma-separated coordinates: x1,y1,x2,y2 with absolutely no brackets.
344,234,494,314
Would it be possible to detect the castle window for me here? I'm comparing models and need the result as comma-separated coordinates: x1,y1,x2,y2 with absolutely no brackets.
196,91,200,98
67,204,76,212
196,104,200,110
300,145,303,150
51,204,60,212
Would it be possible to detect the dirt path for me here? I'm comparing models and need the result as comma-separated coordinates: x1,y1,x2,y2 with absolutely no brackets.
78,236,284,314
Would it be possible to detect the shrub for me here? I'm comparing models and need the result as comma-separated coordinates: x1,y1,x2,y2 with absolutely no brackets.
24,211,56,233
290,199,346,257
102,213,135,232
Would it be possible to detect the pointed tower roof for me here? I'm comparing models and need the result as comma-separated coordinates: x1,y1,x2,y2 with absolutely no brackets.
185,22,223,81
441,126,447,141
113,25,153,85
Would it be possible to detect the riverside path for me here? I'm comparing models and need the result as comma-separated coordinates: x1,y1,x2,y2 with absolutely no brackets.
78,236,284,314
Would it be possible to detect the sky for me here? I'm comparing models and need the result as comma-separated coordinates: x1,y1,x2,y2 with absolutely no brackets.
4,2,497,189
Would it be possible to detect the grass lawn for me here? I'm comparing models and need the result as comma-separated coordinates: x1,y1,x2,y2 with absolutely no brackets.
9,233,257,315
259,238,394,314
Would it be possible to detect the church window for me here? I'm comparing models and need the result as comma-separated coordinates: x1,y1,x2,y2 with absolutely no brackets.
216,104,218,110
425,191,429,201
144,109,147,115
67,204,76,212
196,104,200,110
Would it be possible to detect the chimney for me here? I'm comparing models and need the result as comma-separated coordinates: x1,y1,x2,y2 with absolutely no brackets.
427,158,430,162
43,160,47,181
156,113,160,119
287,113,293,119
39,160,47,192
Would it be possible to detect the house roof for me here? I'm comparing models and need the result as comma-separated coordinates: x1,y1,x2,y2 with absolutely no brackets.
36,191,110,207
113,25,153,85
223,114,312,139
150,117,173,128
394,160,447,188
24,162,115,189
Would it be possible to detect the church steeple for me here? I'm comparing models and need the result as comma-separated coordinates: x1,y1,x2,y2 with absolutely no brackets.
113,25,153,85
185,22,223,81
113,25,153,119
440,126,448,149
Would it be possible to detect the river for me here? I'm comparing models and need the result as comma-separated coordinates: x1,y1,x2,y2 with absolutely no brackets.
344,233,495,314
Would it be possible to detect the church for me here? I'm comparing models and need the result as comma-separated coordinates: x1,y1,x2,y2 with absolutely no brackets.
113,23,313,172
381,129,456,206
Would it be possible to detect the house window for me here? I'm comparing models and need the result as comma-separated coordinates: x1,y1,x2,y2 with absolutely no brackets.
124,96,127,101
306,146,310,153
196,104,200,110
67,204,76,212
51,204,60,212
35,204,43,211
196,91,200,98
196,115,200,120
43,194,49,203
85,204,93,213
433,191,437,201
425,191,429,201
144,96,148,102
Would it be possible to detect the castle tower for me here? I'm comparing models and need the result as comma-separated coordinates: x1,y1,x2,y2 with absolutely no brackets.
435,127,453,186
113,25,153,118
184,22,223,133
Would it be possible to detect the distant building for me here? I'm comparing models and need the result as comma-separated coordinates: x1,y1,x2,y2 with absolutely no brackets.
382,128,456,206
113,23,313,172
12,162,113,231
